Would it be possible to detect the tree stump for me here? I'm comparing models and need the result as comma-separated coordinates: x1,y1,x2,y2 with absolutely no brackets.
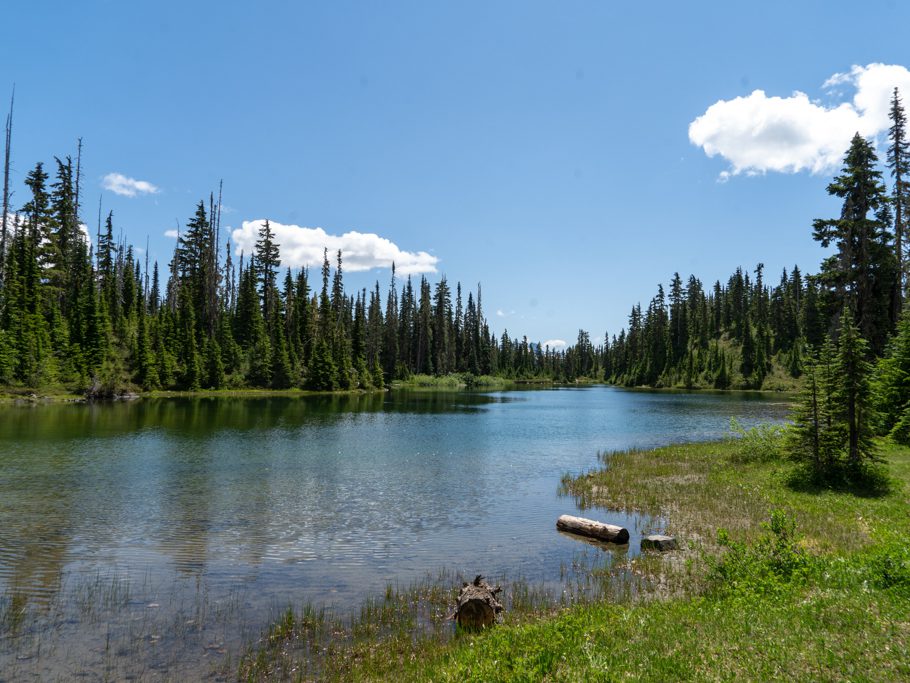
556,514,630,544
454,575,503,630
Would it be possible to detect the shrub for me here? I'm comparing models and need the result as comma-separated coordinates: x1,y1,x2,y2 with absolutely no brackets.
708,510,814,596
727,418,787,463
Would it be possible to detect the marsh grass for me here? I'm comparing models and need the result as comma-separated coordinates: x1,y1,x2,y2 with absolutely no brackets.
1,572,250,681
563,438,906,555
236,561,644,682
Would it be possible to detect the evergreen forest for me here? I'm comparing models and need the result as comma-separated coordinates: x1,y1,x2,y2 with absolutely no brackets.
0,88,909,407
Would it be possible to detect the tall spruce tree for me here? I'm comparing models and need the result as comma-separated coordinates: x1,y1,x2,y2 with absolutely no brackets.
888,87,909,309
813,133,897,354
254,219,280,320
787,337,845,478
837,309,879,471
872,307,910,441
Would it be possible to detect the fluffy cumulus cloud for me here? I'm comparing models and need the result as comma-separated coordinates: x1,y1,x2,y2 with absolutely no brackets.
689,63,910,178
102,172,160,197
231,220,438,274
543,339,567,350
164,228,179,239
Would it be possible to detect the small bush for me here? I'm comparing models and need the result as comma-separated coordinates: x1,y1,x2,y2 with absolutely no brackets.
708,510,814,596
889,406,910,445
864,542,910,594
727,418,787,463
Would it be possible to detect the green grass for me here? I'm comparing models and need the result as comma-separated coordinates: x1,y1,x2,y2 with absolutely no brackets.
0,387,85,404
391,374,516,390
397,584,908,682
242,437,910,681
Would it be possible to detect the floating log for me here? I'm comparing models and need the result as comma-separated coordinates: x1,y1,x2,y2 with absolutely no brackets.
556,514,630,544
454,575,503,630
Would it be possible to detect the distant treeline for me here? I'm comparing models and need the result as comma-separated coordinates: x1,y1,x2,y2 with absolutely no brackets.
604,87,910,391
0,87,908,394
0,155,592,392
602,263,817,389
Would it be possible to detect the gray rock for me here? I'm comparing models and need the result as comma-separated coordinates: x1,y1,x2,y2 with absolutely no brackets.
641,534,677,551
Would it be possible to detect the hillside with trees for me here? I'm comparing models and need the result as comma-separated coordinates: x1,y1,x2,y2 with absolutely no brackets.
0,89,909,399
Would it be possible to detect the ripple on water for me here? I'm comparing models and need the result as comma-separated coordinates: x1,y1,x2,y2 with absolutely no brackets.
0,388,791,677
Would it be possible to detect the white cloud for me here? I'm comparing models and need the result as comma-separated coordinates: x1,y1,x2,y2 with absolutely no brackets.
496,308,516,318
102,172,160,197
689,63,910,178
230,219,438,274
164,229,179,239
543,339,567,350
0,213,19,237
2,215,91,247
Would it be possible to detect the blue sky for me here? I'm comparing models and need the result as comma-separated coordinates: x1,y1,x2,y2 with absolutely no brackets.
3,1,910,348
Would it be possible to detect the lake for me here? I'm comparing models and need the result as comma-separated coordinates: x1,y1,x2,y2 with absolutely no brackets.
0,386,790,680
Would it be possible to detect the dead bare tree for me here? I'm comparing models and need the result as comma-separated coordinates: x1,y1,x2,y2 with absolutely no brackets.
74,137,83,224
1,86,14,283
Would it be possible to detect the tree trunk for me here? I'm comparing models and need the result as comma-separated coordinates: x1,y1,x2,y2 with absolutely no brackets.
556,514,630,544
454,575,502,630
1,87,13,283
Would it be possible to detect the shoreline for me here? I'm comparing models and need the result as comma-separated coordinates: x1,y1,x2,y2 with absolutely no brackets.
0,377,797,407
239,437,908,681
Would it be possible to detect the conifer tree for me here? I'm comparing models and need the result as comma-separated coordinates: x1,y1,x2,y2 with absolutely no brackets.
813,133,897,354
888,87,909,308
383,265,399,380
50,156,80,310
433,277,453,375
740,315,755,382
787,344,838,477
177,286,201,390
255,219,280,320
308,338,337,390
269,310,293,389
248,333,273,388
837,310,879,471
872,308,910,440
136,300,159,389
98,211,117,305
205,336,225,389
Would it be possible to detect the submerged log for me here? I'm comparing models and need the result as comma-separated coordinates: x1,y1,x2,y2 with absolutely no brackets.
454,575,503,630
556,514,630,544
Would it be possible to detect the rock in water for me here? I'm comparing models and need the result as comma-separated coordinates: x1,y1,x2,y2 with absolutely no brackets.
641,534,678,551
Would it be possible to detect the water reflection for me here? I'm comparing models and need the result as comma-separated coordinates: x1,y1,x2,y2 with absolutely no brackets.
0,387,789,614
0,392,511,444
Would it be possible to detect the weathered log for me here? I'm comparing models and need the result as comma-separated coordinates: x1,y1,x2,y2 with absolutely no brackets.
454,575,503,630
556,514,630,544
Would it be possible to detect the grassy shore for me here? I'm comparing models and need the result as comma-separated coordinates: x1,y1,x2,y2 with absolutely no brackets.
0,376,796,405
0,387,85,404
0,374,541,403
241,437,910,681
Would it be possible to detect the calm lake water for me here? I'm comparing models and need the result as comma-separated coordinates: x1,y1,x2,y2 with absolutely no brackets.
0,386,790,679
